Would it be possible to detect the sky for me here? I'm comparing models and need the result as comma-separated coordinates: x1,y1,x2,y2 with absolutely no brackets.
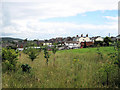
0,0,119,40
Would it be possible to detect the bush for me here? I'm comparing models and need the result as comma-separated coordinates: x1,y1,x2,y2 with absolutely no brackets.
21,64,31,73
23,47,39,61
28,48,38,61
43,46,50,66
2,48,18,71
104,37,112,46
97,63,116,86
94,41,103,46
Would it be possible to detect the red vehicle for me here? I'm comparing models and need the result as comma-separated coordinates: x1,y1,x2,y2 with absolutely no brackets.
48,49,52,51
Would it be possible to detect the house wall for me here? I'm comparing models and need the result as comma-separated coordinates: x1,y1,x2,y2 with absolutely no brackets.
43,43,52,45
65,42,80,48
117,37,120,41
79,37,91,42
81,42,94,47
95,37,103,41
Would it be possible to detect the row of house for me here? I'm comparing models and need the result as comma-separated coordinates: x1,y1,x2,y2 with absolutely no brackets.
11,34,101,49
43,34,104,48
16,34,119,49
63,34,104,49
43,34,118,47
2,34,120,50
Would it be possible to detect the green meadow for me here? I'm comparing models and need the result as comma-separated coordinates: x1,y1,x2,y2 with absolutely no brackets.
2,46,119,88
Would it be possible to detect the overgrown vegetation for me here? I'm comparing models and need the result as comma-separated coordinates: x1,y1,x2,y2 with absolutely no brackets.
95,41,120,87
2,43,120,88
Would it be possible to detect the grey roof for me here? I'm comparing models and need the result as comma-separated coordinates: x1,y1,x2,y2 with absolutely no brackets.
65,41,79,44
117,34,120,37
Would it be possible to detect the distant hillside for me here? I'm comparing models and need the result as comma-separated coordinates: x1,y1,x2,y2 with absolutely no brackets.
1,37,23,41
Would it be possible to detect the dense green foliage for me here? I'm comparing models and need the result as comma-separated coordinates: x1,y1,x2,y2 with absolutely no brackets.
2,48,18,71
28,48,38,61
104,37,112,46
94,41,103,46
21,64,31,72
23,47,39,61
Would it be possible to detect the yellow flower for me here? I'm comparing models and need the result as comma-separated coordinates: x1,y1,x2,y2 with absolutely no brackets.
74,59,76,62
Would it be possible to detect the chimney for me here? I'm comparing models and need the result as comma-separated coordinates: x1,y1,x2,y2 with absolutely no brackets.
86,34,88,37
76,35,79,37
81,34,83,37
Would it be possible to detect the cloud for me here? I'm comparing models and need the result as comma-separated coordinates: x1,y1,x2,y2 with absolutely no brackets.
1,19,117,39
2,0,118,20
1,0,118,39
104,16,118,21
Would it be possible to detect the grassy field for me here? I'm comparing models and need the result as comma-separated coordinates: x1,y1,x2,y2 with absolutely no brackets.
2,46,118,88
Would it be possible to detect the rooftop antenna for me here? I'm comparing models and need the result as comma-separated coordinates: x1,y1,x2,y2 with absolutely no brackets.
109,33,110,37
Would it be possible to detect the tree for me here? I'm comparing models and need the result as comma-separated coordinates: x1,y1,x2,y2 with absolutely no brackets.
28,48,38,61
2,48,18,71
104,37,112,46
51,43,58,66
84,41,87,48
43,46,50,66
94,41,103,46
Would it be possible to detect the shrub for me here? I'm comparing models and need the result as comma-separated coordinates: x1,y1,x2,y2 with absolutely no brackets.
21,64,31,73
28,48,38,61
98,63,116,86
2,48,18,71
104,37,112,46
111,41,120,71
43,46,50,66
94,41,103,46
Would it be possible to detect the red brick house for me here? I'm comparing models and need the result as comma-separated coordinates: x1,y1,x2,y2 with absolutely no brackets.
81,41,94,47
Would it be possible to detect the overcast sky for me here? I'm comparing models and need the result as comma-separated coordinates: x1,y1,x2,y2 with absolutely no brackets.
1,0,119,40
